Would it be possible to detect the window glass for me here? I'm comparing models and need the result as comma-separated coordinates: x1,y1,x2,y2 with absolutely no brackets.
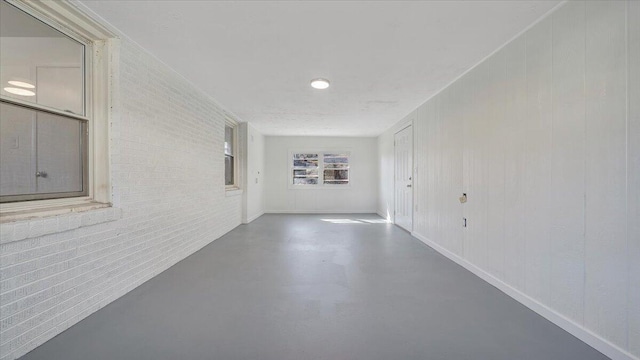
323,153,349,185
0,102,85,197
0,1,85,115
292,153,319,185
224,125,234,186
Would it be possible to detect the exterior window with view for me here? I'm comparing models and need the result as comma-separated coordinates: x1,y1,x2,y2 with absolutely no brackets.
292,153,319,185
224,125,235,186
323,153,349,184
0,1,87,202
291,152,349,186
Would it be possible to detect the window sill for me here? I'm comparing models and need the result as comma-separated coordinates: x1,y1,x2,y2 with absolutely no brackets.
225,188,243,197
0,203,121,244
287,185,352,190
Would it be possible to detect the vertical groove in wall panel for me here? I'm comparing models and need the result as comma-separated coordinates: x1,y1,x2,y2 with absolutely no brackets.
425,96,436,241
436,90,446,249
434,81,464,256
459,73,473,259
584,0,628,346
549,0,586,325
524,16,553,305
627,0,640,356
502,37,527,292
414,107,423,232
485,48,507,280
466,61,490,270
430,98,439,241
434,93,443,244
450,80,464,256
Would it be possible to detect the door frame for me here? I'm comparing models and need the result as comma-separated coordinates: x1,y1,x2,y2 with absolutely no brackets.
394,123,413,231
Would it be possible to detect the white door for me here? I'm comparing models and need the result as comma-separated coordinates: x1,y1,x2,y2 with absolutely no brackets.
394,125,413,231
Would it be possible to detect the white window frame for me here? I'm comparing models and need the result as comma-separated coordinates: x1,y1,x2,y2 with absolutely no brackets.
224,117,240,191
288,149,351,189
0,0,117,220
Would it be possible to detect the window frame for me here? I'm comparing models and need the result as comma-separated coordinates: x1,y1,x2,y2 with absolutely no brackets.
224,117,239,191
288,149,351,189
0,0,116,218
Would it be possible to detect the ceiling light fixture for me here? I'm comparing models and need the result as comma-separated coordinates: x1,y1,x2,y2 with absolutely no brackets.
8,80,35,89
4,87,36,96
310,78,330,90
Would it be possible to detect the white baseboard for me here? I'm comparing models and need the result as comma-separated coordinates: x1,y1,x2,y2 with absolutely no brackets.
264,210,377,214
242,212,264,224
411,231,637,360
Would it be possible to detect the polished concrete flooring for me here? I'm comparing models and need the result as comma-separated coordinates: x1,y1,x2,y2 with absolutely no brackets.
22,214,608,360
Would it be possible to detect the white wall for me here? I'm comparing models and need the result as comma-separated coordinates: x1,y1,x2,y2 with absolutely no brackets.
241,123,266,223
0,38,244,360
378,2,639,359
265,136,377,213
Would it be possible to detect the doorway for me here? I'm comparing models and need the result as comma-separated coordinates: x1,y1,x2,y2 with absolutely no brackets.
394,125,413,231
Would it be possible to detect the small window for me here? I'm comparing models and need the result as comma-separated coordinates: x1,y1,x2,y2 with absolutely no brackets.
1,1,88,203
291,151,349,187
224,124,236,186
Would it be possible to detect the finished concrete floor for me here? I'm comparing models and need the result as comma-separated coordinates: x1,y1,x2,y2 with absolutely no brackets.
21,214,608,360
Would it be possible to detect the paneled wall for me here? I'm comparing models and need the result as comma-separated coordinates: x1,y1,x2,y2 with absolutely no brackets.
379,1,639,359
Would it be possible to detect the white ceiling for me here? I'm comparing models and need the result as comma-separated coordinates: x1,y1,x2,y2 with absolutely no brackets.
79,0,560,137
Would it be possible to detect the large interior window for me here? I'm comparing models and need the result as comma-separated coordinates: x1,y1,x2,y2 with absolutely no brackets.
291,152,350,187
0,1,88,202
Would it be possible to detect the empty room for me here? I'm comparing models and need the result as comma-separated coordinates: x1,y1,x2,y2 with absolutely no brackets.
0,0,638,359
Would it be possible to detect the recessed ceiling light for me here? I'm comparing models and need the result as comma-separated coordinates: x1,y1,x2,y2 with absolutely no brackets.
8,80,35,89
310,78,330,90
4,87,36,96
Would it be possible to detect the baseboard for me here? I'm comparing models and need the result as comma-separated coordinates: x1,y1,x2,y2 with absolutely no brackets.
242,212,264,224
264,210,377,214
411,231,638,360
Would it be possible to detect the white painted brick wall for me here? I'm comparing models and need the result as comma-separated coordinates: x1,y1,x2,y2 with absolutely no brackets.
0,38,242,360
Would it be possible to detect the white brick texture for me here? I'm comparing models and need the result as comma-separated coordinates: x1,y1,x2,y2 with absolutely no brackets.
0,39,242,360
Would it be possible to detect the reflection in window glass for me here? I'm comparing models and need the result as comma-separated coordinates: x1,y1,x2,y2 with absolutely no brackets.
0,102,85,197
0,1,85,115
0,2,88,203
